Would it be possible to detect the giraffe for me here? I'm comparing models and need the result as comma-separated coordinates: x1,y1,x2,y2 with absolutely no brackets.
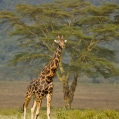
23,35,67,119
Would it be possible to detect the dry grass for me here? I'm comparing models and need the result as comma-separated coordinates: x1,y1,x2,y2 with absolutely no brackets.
0,81,119,110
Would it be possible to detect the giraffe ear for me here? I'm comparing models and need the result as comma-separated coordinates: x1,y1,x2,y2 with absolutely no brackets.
65,40,67,42
54,40,59,43
57,35,60,39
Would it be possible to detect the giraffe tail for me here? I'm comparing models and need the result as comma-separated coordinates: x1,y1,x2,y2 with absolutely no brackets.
21,103,25,113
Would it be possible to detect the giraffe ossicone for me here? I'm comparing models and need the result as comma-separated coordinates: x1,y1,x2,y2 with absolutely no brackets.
54,39,67,43
23,35,66,119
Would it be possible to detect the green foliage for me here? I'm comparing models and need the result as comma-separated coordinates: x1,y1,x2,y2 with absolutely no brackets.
0,0,119,81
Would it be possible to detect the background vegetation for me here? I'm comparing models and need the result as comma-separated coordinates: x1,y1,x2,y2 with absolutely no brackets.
0,0,119,82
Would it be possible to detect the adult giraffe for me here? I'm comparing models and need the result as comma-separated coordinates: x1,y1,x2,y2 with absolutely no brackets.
23,35,67,119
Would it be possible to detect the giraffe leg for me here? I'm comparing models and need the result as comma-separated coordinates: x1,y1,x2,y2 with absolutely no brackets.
23,104,27,119
46,93,52,119
31,100,37,119
23,96,31,119
35,100,42,119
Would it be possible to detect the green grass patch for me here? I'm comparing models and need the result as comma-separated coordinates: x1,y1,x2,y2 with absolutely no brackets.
0,108,119,119
56,109,119,119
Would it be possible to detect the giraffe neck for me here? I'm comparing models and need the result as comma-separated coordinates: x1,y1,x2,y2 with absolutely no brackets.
39,45,63,83
53,45,62,62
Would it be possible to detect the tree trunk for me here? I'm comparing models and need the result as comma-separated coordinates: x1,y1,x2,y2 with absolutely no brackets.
62,77,70,109
68,72,78,108
62,72,78,109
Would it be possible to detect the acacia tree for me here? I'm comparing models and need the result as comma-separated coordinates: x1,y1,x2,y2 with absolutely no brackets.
53,1,119,108
0,0,119,109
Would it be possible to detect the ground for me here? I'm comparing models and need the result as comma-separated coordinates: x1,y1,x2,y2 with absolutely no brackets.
0,81,119,110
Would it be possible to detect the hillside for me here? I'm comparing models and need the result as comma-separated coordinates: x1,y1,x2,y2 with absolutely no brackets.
0,0,53,10
0,0,119,11
88,0,119,6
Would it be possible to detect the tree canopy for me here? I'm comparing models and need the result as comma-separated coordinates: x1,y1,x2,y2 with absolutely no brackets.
0,0,118,81
0,0,119,79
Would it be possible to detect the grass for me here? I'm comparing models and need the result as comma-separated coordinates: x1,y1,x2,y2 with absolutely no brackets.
0,108,119,119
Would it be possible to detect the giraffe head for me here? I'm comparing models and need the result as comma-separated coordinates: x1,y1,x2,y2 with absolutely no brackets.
54,35,67,49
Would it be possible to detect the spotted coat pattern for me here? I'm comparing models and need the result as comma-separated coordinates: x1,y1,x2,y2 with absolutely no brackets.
23,36,66,119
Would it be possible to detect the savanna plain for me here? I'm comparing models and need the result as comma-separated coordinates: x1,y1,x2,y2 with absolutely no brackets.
0,81,119,119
